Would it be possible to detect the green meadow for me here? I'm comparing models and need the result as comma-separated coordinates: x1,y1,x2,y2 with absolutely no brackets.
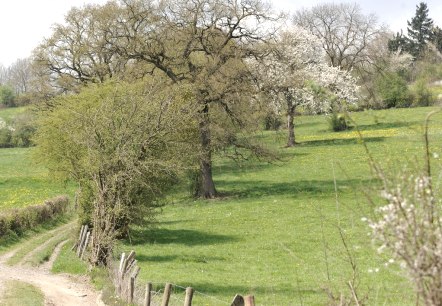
116,107,442,305
1,106,442,304
0,107,75,211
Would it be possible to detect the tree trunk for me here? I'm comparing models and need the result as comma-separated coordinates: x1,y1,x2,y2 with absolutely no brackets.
287,112,295,147
286,97,297,147
196,104,217,198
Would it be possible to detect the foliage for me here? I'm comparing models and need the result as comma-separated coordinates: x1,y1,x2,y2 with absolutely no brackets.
36,0,279,199
388,2,438,59
34,80,198,265
328,112,349,132
11,112,36,147
0,85,15,107
252,25,358,145
0,196,70,238
263,111,283,131
407,2,434,58
375,72,411,108
367,109,442,305
411,78,435,107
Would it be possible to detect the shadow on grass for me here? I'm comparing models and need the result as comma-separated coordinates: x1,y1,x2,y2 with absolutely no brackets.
178,282,320,300
216,178,377,199
299,136,385,147
355,121,416,131
129,228,238,246
214,151,309,175
137,254,226,263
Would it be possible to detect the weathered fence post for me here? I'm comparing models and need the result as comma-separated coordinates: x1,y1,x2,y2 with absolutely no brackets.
161,283,172,306
184,287,194,306
244,295,255,306
76,225,88,256
144,282,152,306
231,294,245,306
118,252,126,295
80,231,90,259
129,276,135,303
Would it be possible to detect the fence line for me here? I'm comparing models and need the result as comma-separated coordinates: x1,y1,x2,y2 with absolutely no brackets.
72,228,256,305
115,251,255,306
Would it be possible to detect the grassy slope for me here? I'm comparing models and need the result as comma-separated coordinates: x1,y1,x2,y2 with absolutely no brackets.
0,106,27,123
116,107,442,305
0,147,75,210
0,107,75,211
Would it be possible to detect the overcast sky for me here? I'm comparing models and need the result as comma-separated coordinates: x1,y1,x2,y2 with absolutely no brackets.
1,0,441,67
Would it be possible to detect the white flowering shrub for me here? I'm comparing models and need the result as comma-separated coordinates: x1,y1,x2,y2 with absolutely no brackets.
368,171,442,305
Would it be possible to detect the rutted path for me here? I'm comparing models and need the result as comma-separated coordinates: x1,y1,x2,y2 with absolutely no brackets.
0,222,105,306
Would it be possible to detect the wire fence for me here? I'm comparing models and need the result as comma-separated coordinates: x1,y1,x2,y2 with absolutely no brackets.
111,251,255,306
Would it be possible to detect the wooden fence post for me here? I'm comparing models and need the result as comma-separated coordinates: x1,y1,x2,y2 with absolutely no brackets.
161,283,172,306
184,287,194,306
231,294,244,306
129,276,135,303
118,253,126,295
76,225,88,256
144,282,152,306
244,295,255,306
80,231,90,259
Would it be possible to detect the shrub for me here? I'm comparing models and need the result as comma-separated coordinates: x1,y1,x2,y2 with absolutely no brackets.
11,112,36,147
0,196,70,238
264,112,283,130
0,85,15,107
0,128,12,148
375,72,411,108
329,112,349,131
411,78,435,107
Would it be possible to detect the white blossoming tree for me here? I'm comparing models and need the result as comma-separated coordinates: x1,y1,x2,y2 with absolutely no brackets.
252,25,358,147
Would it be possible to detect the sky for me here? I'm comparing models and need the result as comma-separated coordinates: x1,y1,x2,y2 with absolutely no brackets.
1,0,441,67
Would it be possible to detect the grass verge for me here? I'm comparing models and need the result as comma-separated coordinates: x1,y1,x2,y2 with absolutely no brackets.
0,280,44,306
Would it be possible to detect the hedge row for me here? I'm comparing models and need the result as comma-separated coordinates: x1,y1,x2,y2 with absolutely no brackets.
0,196,70,237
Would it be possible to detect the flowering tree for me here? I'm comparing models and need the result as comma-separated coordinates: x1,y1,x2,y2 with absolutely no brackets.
252,26,358,147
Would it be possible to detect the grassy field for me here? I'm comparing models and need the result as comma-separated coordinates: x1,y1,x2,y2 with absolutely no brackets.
115,107,442,305
1,106,442,304
0,147,75,210
0,107,75,211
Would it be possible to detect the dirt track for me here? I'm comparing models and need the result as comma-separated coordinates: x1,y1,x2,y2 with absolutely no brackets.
0,223,105,306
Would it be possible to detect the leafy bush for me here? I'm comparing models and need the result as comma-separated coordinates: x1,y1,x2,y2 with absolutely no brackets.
0,85,16,107
0,196,70,237
0,128,12,148
11,113,36,147
375,72,411,108
411,78,435,107
264,112,283,130
329,112,349,131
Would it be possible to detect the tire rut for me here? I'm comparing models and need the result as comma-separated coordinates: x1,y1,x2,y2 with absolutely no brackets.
0,221,105,306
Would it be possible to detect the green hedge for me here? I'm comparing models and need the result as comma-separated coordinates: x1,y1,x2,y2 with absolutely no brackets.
0,196,70,237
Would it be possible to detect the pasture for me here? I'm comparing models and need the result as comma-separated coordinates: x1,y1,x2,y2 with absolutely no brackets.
0,107,75,211
1,106,442,304
116,107,442,305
